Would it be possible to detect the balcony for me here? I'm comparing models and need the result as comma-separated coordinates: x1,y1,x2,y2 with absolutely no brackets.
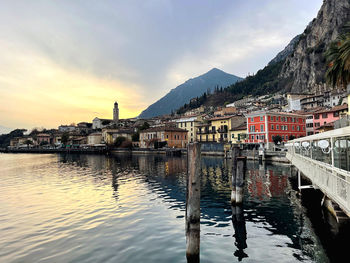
217,128,228,133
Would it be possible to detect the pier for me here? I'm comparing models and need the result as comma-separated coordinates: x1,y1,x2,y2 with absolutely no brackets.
286,126,350,221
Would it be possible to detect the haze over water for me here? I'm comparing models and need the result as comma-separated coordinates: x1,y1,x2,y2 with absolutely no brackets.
0,153,336,262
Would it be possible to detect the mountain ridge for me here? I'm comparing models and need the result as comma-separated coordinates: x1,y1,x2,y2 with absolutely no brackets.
138,68,242,118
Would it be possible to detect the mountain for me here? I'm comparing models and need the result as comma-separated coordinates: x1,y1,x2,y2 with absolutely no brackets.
0,125,12,135
279,0,350,92
138,68,242,118
175,0,350,113
268,34,301,65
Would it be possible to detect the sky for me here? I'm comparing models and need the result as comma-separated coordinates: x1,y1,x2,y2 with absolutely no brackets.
0,0,323,132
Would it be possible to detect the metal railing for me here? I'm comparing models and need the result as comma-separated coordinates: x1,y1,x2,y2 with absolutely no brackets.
286,126,350,217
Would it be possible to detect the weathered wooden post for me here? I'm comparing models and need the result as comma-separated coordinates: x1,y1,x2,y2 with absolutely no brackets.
231,145,240,204
186,142,201,262
235,156,246,205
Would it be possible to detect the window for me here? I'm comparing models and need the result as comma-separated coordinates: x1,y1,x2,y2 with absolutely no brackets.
286,135,288,140
285,125,288,131
315,114,320,120
322,113,328,118
260,124,264,132
282,135,284,140
250,126,255,132
276,125,279,130
232,134,235,138
292,125,295,130
334,112,339,117
297,126,300,131
166,135,169,139
271,124,274,130
251,135,254,140
250,117,254,122
260,116,263,121
191,122,193,127
315,122,320,127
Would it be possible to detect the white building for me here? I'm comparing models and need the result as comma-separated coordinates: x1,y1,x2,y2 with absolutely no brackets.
87,132,103,145
175,116,199,143
92,117,113,130
58,125,76,132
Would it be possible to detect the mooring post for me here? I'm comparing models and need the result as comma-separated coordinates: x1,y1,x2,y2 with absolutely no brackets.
231,145,240,204
236,156,246,205
186,142,201,262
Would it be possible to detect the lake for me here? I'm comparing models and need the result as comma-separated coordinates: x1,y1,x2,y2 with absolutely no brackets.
0,153,348,262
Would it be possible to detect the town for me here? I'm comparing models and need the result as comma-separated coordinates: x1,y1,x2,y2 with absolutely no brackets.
6,84,349,153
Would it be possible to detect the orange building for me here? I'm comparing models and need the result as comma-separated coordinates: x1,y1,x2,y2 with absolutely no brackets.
140,126,188,148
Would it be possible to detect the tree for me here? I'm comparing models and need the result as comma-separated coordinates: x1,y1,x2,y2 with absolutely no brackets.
273,135,282,145
25,140,33,147
139,122,150,131
61,132,69,146
132,132,140,142
114,136,126,147
325,22,350,87
289,135,296,141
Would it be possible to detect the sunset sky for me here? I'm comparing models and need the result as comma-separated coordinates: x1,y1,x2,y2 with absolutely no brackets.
0,0,322,132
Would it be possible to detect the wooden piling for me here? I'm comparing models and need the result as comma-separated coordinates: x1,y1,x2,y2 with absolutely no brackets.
186,142,201,262
235,157,246,205
231,145,240,204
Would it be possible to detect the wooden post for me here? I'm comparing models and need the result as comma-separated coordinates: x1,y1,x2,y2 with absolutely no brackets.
186,142,201,262
231,145,240,204
235,157,246,205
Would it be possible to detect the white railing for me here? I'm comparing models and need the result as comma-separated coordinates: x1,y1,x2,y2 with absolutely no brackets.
286,126,350,217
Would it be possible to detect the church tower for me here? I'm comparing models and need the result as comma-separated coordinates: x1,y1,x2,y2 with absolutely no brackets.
113,101,119,124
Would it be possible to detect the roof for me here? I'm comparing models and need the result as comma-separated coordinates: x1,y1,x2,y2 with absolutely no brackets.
314,104,348,114
37,133,50,137
245,111,306,118
141,126,187,133
208,115,236,121
230,123,247,131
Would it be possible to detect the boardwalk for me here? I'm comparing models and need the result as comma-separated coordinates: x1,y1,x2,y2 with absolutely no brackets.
286,126,350,218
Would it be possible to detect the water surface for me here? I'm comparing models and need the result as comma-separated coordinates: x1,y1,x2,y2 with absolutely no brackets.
0,153,333,262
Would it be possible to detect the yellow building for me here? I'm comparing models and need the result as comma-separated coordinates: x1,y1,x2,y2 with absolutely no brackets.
229,122,247,144
176,116,202,143
196,115,246,143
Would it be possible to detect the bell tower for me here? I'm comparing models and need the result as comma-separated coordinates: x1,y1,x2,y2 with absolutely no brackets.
113,101,119,124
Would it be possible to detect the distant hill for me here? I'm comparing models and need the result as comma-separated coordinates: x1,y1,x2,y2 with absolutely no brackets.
0,125,12,135
138,68,242,118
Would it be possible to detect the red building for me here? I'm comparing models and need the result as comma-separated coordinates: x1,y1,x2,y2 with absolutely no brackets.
245,111,306,148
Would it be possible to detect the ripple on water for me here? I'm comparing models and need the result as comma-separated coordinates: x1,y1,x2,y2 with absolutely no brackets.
0,154,330,263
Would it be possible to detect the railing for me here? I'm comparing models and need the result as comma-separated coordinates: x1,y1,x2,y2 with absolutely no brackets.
286,126,350,217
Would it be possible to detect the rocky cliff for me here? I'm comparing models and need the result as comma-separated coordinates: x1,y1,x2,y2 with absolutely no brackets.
279,0,350,93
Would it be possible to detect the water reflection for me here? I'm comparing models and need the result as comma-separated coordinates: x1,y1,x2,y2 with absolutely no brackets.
56,153,327,262
0,153,335,262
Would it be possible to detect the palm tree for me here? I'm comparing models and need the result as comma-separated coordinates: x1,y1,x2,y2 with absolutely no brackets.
325,23,350,87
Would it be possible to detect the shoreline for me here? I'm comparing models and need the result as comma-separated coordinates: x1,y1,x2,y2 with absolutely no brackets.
1,147,289,163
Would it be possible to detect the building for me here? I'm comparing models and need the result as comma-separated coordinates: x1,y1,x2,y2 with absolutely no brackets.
285,93,310,112
245,111,307,149
313,104,348,134
58,125,76,133
214,106,237,116
87,132,103,145
113,101,119,124
92,117,114,130
300,94,324,110
140,126,188,148
196,115,245,143
37,133,51,145
175,116,200,143
229,122,247,144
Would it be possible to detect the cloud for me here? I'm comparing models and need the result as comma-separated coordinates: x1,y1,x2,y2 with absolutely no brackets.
0,0,323,129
